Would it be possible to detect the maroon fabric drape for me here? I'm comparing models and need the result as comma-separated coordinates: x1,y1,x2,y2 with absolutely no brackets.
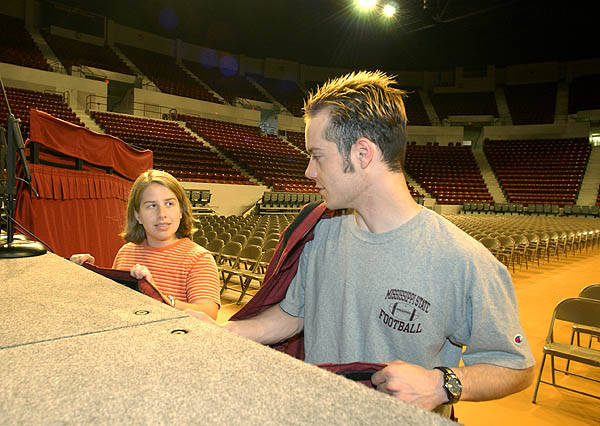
15,110,153,267
29,109,152,180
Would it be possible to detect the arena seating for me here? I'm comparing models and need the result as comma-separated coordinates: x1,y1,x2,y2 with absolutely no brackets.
247,74,305,117
0,87,82,139
116,44,224,104
0,14,49,71
40,30,133,75
258,191,323,214
405,143,493,205
484,138,590,206
430,91,498,119
285,130,307,153
568,75,600,114
182,114,315,192
403,89,431,126
504,83,557,125
91,111,252,184
183,60,271,105
448,214,599,270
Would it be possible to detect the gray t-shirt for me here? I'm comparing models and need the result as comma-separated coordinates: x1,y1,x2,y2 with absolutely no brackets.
280,207,535,369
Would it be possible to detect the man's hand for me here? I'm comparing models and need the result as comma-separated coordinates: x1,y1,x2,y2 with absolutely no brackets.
186,309,219,326
371,360,447,410
69,253,95,265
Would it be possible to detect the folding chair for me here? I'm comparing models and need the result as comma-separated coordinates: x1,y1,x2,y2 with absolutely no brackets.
510,234,529,270
531,297,600,402
262,238,279,252
236,248,276,304
205,238,224,262
195,236,209,248
566,284,600,372
497,236,516,273
220,244,263,294
217,241,243,267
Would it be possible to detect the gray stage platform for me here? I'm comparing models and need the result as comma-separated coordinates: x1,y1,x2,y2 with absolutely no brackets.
1,253,453,425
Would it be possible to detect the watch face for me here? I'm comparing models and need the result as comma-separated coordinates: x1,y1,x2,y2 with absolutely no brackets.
447,377,461,395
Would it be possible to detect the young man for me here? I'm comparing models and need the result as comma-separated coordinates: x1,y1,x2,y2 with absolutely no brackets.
189,71,535,416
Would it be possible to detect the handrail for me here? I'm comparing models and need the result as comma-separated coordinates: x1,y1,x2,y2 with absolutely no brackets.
85,94,177,120
48,60,66,74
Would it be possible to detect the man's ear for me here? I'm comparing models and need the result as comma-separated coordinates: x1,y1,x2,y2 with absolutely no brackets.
354,137,375,169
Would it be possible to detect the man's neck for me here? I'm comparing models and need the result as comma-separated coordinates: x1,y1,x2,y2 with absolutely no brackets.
352,174,422,234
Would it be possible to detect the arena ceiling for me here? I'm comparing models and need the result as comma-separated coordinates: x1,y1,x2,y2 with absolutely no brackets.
43,0,595,72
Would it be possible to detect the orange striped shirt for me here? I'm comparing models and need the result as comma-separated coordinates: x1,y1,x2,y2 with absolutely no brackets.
112,238,220,306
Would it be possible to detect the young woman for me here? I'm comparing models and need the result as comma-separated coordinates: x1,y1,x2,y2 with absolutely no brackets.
71,170,220,319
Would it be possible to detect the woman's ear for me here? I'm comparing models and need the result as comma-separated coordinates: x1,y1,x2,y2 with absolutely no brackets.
134,210,141,224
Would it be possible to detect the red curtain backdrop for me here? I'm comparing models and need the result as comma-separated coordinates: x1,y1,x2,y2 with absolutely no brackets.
15,110,153,267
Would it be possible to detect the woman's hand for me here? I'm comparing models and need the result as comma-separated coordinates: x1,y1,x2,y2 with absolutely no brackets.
130,264,175,306
129,263,155,283
70,253,95,265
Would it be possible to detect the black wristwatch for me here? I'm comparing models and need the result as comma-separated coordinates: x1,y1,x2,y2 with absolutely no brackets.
434,366,462,405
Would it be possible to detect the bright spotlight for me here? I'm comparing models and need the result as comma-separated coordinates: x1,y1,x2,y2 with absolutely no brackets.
382,3,398,17
356,0,377,11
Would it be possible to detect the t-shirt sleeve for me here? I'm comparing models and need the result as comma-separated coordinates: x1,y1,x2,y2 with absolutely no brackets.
186,250,221,306
279,242,310,318
455,257,535,369
112,244,128,269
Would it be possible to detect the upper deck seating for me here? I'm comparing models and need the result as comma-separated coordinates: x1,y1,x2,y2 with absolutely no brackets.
41,30,133,75
286,131,307,153
183,61,271,105
504,83,557,125
91,112,251,184
405,143,492,205
484,138,590,206
247,74,305,117
430,92,498,119
117,44,223,104
403,89,431,126
0,14,49,71
182,114,314,192
568,75,600,114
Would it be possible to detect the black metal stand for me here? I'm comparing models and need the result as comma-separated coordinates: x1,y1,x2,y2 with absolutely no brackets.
0,74,46,258
0,194,46,258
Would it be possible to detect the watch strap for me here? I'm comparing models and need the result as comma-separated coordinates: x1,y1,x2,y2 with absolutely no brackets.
434,366,462,405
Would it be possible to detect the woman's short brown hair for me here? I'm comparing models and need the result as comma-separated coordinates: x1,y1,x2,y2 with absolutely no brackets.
121,169,196,244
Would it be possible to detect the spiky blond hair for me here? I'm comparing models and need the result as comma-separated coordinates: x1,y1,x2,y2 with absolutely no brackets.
304,70,408,172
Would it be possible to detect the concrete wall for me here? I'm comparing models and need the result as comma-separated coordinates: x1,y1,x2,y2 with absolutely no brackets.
277,114,305,133
49,24,105,47
407,125,464,145
0,62,108,111
504,62,561,85
565,58,600,81
178,40,241,73
181,182,267,216
132,88,261,126
482,122,590,141
264,57,300,81
108,20,175,56
239,55,264,76
0,0,25,18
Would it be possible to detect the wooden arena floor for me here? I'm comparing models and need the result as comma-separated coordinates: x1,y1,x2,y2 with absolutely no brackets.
218,247,600,425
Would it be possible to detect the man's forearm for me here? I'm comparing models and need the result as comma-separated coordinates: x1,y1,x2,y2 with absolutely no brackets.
454,363,535,402
222,304,304,345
